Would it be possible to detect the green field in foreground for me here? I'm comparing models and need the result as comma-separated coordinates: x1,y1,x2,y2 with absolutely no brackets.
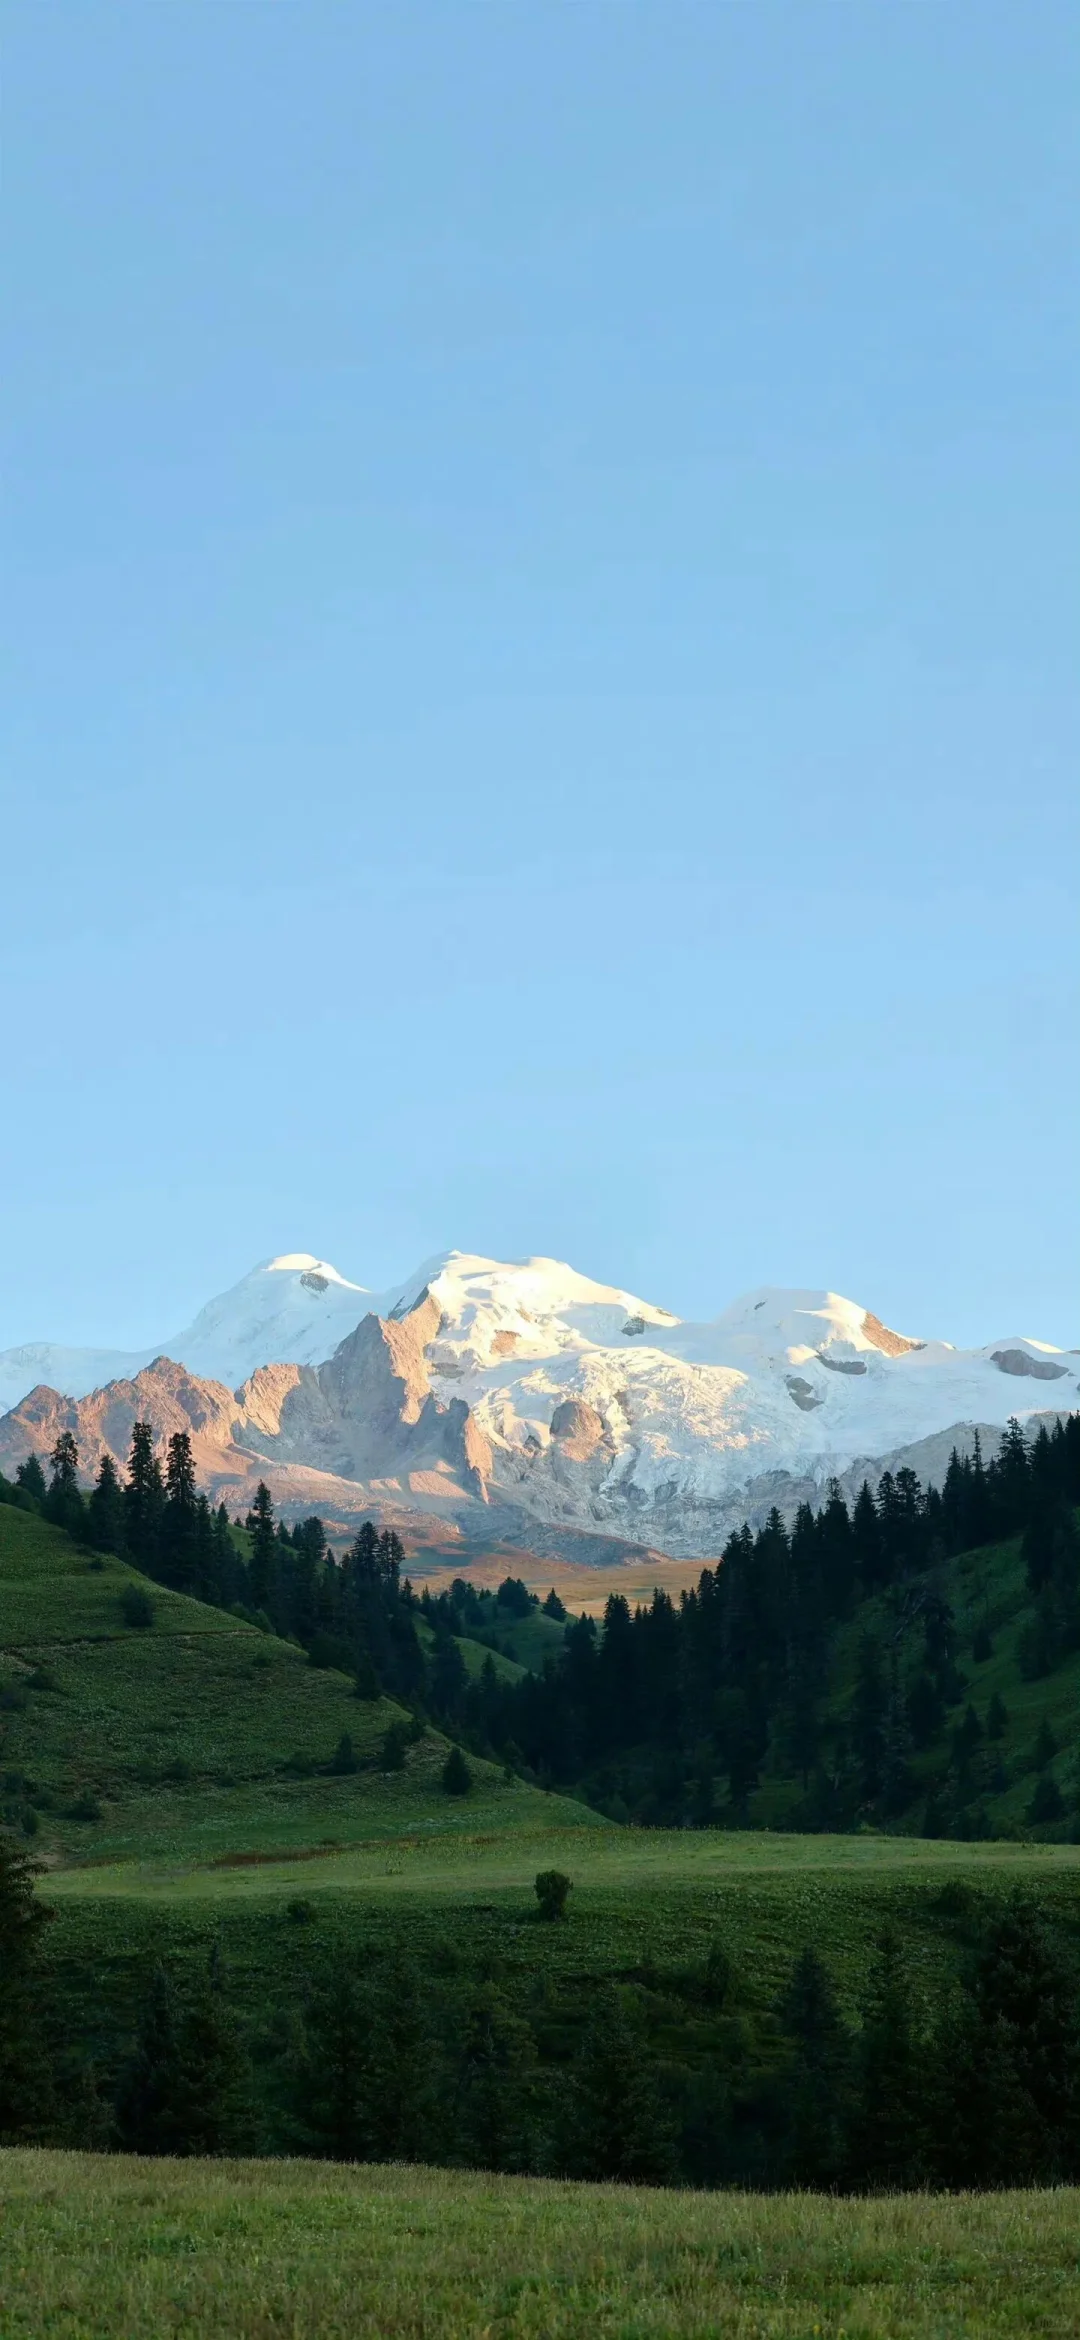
3,2151,1078,2339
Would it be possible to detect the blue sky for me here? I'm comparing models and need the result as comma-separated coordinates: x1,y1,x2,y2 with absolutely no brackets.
3,1,1076,1351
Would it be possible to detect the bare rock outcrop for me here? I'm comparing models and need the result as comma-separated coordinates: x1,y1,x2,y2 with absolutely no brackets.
990,1348,1069,1382
549,1398,608,1462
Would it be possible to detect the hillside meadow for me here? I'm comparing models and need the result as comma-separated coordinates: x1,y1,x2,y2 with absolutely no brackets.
3,2151,1080,2339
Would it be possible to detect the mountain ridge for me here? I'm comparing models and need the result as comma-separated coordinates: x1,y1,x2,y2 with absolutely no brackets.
1,1247,1075,1561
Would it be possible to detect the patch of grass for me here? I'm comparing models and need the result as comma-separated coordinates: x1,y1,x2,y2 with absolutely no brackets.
2,2151,1078,2338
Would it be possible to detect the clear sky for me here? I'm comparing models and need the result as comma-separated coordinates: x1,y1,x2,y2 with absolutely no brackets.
2,1,1077,1353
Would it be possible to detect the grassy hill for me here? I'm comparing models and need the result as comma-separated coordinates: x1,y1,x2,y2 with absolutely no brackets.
0,1505,591,1864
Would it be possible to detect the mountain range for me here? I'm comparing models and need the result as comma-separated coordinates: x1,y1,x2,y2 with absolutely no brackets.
1,1250,1075,1561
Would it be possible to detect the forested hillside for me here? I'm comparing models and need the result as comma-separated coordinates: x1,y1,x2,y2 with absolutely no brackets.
3,1411,1078,1848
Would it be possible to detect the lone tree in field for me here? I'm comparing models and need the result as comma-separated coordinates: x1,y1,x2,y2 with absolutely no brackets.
442,1745,472,1796
534,1869,571,1921
0,1828,54,2140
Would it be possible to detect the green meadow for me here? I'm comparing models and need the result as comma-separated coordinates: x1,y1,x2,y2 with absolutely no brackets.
4,1491,1080,2338
4,2151,1080,2339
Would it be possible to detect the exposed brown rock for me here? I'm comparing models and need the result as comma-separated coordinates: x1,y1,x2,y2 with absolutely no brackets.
860,1312,924,1357
549,1398,608,1460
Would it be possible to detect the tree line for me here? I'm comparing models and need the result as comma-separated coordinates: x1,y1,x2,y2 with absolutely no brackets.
3,1827,1078,2188
4,1410,1078,1834
428,1415,1080,1832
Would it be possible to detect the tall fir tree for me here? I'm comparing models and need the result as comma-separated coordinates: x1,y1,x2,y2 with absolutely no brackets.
124,1421,165,1577
0,1830,54,2142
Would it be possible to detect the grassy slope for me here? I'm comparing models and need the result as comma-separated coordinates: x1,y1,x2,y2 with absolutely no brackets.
6,1501,1080,2051
4,2151,1079,2339
0,1506,592,1863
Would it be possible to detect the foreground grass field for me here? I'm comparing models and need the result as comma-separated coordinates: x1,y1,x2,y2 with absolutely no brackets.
3,2151,1079,2339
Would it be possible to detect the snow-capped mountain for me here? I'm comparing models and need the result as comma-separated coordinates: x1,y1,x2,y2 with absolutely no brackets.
0,1255,372,1412
0,1249,1075,1559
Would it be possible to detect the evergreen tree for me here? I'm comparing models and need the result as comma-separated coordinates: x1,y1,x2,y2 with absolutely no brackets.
442,1746,472,1796
14,1454,47,1507
561,1988,675,2182
124,1422,164,1577
161,1431,198,1592
294,1962,375,2162
87,1452,125,1555
245,1482,278,1617
0,1830,54,2141
329,1731,358,1775
852,1483,884,1592
295,1956,437,2164
986,1690,1008,1741
430,1632,468,1727
853,1933,927,2189
852,1635,887,1807
775,1946,853,2186
46,1430,84,1536
948,1901,1080,2184
452,1982,538,2171
116,1957,248,2156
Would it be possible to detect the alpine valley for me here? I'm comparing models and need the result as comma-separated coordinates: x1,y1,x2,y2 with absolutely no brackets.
0,1251,1075,1563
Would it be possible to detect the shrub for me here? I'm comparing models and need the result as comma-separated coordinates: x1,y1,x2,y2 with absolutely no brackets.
329,1732,358,1776
286,1896,316,1925
442,1746,472,1797
307,1632,355,1674
120,1585,154,1629
1028,1774,1065,1825
67,1792,102,1822
534,1868,571,1921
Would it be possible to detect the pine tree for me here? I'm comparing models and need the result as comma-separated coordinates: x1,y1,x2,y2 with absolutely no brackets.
442,1746,472,1796
949,1902,1080,2183
14,1454,47,1507
775,1946,853,2186
124,1422,164,1577
116,1958,248,2157
294,1964,371,2161
853,1932,927,2189
452,1981,538,2171
986,1690,1008,1741
852,1635,887,1807
852,1483,885,1592
161,1431,198,1592
46,1430,84,1536
87,1452,125,1555
561,1988,675,2182
245,1482,278,1617
0,1830,54,2141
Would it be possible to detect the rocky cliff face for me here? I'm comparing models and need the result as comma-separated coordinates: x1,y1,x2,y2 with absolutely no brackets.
0,1290,497,1531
